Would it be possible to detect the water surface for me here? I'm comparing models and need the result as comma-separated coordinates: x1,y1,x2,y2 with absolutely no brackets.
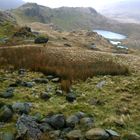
94,30,126,40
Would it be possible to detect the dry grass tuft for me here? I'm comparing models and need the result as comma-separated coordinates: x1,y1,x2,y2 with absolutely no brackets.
0,47,129,91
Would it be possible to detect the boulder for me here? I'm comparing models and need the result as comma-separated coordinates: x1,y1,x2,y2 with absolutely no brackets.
49,130,61,139
105,129,120,140
80,117,94,128
66,115,79,128
66,93,76,103
64,43,72,47
0,105,13,122
34,36,49,44
39,122,53,132
46,75,54,80
85,128,109,140
16,114,42,140
21,81,34,88
18,69,26,75
50,114,65,129
34,78,48,84
96,81,106,89
56,89,63,96
0,87,14,98
66,130,82,140
40,92,51,101
51,77,60,83
75,111,86,119
12,102,31,114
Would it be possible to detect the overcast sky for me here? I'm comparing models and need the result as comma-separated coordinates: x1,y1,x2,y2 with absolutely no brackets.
23,0,126,10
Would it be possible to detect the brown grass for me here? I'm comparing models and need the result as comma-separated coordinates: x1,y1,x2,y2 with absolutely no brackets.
0,46,129,91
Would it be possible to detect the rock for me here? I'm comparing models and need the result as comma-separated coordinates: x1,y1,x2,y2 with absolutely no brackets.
0,106,13,122
85,128,109,140
39,123,53,132
89,43,96,49
49,130,61,139
105,129,120,140
50,114,65,129
34,36,49,44
86,31,96,36
66,93,76,103
51,77,60,83
12,102,31,114
32,112,43,122
0,87,14,98
56,89,63,96
34,78,48,84
16,114,42,140
60,127,72,138
96,81,106,89
46,75,54,80
64,43,72,47
66,115,79,128
0,132,15,140
66,130,82,140
13,27,33,38
80,117,94,128
21,82,34,88
40,92,51,101
123,133,140,140
75,111,86,119
18,69,26,75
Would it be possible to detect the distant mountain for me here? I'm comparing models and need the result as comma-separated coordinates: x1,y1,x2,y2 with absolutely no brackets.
0,0,25,10
11,3,114,30
101,0,140,23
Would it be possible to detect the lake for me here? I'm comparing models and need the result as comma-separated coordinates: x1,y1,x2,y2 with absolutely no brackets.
94,30,126,40
93,29,128,50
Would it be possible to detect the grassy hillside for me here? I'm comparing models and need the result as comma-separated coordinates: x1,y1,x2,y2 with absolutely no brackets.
0,11,17,38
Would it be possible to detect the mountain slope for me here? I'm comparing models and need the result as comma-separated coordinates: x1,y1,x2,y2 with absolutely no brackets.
11,3,113,30
0,0,25,10
101,0,140,23
0,11,17,38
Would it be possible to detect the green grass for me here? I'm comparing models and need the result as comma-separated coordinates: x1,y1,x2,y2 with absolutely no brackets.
0,70,139,137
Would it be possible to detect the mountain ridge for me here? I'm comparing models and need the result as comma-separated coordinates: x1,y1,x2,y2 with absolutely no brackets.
101,0,140,24
11,3,112,30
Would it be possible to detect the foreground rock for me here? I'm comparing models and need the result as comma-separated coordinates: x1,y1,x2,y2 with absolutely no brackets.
50,114,65,130
66,92,76,103
16,114,42,140
85,128,109,140
34,36,49,44
80,117,94,128
12,102,31,114
0,87,14,98
66,115,79,128
66,130,82,140
40,92,52,101
0,105,13,122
